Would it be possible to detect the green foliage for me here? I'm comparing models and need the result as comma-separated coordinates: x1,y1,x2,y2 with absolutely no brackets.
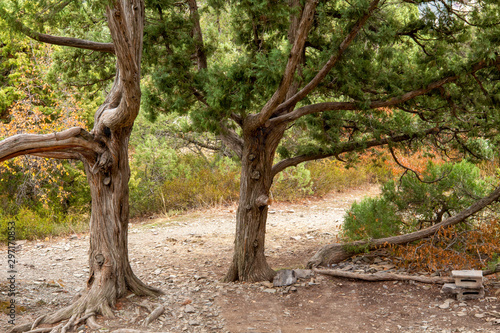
341,197,402,242
0,207,87,242
0,3,93,242
129,151,241,216
383,160,489,228
271,164,313,201
141,0,500,183
341,160,490,242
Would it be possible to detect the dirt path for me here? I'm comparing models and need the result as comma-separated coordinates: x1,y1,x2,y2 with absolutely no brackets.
1,185,500,332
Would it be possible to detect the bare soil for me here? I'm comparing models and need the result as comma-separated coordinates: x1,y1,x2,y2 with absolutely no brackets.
1,185,500,333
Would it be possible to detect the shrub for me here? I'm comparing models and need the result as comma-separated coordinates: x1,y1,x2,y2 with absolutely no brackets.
383,160,489,229
271,164,313,201
341,197,402,241
129,153,241,216
0,207,87,242
341,160,490,242
391,218,500,273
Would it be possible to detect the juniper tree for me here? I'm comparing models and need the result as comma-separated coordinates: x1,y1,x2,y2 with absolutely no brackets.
0,0,161,331
143,0,500,282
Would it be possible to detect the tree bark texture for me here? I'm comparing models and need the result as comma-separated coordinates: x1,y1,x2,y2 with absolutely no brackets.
224,124,287,282
2,0,161,330
307,184,500,268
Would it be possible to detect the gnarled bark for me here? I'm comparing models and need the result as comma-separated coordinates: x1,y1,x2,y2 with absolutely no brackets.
224,124,287,282
307,184,500,268
4,0,161,332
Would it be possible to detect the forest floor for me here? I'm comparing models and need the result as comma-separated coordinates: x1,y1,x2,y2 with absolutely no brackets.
1,184,500,333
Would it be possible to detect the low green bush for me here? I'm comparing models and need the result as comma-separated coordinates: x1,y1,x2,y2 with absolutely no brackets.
0,207,87,242
341,197,402,241
340,160,490,242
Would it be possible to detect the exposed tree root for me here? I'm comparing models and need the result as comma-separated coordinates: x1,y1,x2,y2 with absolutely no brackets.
315,268,454,284
307,184,500,268
143,304,165,326
9,272,162,333
223,259,277,283
483,264,500,276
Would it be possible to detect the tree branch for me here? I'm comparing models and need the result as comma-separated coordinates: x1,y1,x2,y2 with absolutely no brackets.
37,0,73,22
31,151,82,160
388,144,449,184
94,0,144,133
0,127,102,163
188,0,207,70
269,54,500,126
308,183,500,267
252,0,319,129
315,269,453,284
219,124,243,159
0,7,115,54
271,127,442,177
273,0,381,117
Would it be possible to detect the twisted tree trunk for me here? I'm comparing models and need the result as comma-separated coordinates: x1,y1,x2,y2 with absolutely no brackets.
2,1,161,331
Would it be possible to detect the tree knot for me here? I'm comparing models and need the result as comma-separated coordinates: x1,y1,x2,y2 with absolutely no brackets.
95,254,105,266
255,195,270,207
251,170,261,180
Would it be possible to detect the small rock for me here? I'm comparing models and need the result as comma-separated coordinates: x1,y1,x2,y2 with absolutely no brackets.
189,320,200,326
273,270,297,287
475,313,485,318
293,269,313,280
261,281,274,288
184,305,196,313
439,301,452,309
290,236,301,241
263,288,277,294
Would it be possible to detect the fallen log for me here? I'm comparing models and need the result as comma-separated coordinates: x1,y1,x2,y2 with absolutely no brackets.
307,184,500,268
314,268,454,284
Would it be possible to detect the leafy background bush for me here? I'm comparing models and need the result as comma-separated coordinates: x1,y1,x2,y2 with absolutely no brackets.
341,160,491,242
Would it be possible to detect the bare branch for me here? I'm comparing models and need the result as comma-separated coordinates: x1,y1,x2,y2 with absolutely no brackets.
269,54,500,126
273,0,381,117
219,124,243,159
271,127,442,177
251,0,319,128
308,182,500,267
0,7,115,54
315,269,453,284
0,127,102,163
